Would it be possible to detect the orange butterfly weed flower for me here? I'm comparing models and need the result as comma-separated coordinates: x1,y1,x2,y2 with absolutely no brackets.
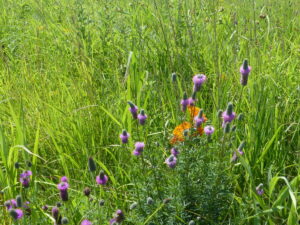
170,121,205,145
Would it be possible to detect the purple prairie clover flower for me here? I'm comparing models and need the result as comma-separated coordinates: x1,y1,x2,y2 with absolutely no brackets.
96,171,108,185
204,125,215,135
20,170,32,188
240,59,252,86
132,142,145,156
4,199,17,210
110,209,125,224
170,147,179,156
188,92,197,106
193,74,207,92
81,219,92,225
119,130,130,144
52,206,60,223
165,155,177,168
57,182,69,201
222,102,236,126
9,209,23,220
256,183,264,195
180,92,189,112
194,110,204,127
60,176,68,182
128,101,138,119
137,109,147,125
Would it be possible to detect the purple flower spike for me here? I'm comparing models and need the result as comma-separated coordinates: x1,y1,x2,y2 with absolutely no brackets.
9,208,23,220
193,74,207,92
165,155,177,168
4,199,17,210
222,103,236,126
204,126,215,135
170,147,179,156
96,171,108,185
256,183,264,196
52,206,60,222
110,209,125,224
60,176,68,182
128,101,138,119
20,170,32,188
133,142,145,156
120,130,130,144
137,110,147,125
81,219,92,225
240,59,252,86
181,93,189,112
57,182,69,201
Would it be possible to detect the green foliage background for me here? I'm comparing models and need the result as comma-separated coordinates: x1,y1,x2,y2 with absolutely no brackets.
0,0,299,224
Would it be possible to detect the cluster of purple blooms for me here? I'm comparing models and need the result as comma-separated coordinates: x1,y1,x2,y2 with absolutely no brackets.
181,74,207,112
20,170,32,188
4,199,23,220
57,176,69,202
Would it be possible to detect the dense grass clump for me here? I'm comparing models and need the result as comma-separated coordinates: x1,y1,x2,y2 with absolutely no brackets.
0,0,299,224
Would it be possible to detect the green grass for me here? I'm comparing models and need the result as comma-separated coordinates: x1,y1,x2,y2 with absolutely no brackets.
0,0,299,224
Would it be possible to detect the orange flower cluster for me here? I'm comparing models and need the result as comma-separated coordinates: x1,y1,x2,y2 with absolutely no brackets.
170,106,207,144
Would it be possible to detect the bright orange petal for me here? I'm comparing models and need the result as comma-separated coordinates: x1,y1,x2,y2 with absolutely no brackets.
188,106,200,118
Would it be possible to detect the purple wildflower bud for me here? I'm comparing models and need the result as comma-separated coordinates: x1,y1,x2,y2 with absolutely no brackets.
96,171,108,185
240,59,252,86
194,110,204,127
223,122,231,133
19,170,32,188
81,219,92,225
42,205,48,211
165,155,177,168
83,187,91,197
99,199,105,206
88,157,97,172
193,74,207,92
52,207,60,221
180,93,189,112
4,199,17,210
115,209,125,223
128,101,138,119
57,182,69,201
132,142,145,156
137,110,147,125
171,72,177,82
62,217,69,224
188,92,197,106
119,130,130,144
222,103,236,125
256,183,264,195
217,110,223,118
170,147,179,156
61,176,68,183
14,162,20,169
204,126,215,135
16,195,22,208
9,209,23,220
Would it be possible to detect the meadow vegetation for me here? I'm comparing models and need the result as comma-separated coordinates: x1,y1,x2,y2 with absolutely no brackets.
0,0,299,224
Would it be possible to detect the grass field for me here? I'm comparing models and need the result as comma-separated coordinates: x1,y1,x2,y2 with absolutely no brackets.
0,0,299,224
